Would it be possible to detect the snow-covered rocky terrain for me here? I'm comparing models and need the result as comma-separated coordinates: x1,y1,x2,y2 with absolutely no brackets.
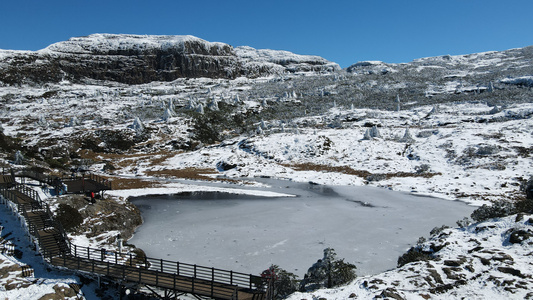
0,35,532,299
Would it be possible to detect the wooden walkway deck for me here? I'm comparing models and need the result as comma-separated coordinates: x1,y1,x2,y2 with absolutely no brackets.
0,178,267,299
16,169,112,194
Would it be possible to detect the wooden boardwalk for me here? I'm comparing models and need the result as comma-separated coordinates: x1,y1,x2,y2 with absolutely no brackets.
0,177,267,299
16,169,112,194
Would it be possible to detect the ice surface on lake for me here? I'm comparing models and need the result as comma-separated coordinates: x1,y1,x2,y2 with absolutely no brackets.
129,180,474,277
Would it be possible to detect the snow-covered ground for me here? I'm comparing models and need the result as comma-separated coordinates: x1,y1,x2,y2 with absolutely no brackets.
149,102,533,206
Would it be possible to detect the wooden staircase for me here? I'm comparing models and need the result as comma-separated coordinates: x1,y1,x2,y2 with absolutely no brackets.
0,174,269,300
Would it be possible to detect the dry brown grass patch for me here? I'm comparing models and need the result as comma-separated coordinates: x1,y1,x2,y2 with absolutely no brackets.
287,163,372,177
109,177,162,190
286,163,441,179
145,167,239,183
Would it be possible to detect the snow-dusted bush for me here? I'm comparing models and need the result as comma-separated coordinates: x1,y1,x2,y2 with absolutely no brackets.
299,248,357,291
261,265,299,299
68,116,80,127
475,145,500,156
470,200,516,222
131,117,144,133
370,125,382,138
398,128,415,143
526,176,533,200
417,130,437,138
397,245,434,267
56,204,84,231
515,176,533,213
415,163,430,174
361,128,373,140
162,108,173,121
14,150,24,165
196,103,205,114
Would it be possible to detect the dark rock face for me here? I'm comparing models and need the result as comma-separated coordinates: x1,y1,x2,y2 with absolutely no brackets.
0,34,339,85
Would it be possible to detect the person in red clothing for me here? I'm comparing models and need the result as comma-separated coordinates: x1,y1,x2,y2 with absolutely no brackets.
90,191,95,203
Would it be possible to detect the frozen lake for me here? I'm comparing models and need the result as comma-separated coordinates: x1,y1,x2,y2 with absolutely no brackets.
129,179,475,277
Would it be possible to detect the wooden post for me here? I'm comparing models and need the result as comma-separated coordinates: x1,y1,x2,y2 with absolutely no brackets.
211,268,215,297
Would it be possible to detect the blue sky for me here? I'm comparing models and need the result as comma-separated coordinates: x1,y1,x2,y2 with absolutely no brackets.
1,0,532,67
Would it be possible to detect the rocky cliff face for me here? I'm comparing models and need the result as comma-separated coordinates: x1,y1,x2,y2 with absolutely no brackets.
0,34,339,85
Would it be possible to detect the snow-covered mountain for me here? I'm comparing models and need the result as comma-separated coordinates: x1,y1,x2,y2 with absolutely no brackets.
1,36,532,299
0,34,340,84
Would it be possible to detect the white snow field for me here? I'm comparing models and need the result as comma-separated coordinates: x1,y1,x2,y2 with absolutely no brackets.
127,179,475,277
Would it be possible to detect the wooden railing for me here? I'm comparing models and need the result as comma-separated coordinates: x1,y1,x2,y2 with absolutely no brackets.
0,184,71,253
0,179,267,299
62,243,266,291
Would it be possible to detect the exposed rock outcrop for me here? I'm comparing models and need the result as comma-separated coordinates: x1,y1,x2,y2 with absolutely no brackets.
0,34,339,85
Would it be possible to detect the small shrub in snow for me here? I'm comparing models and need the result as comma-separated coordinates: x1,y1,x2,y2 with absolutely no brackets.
397,246,434,267
131,117,144,133
415,164,431,174
430,225,450,237
361,128,373,140
299,248,357,291
366,173,387,182
370,125,382,138
470,200,516,222
525,176,533,200
456,217,471,228
417,130,438,138
14,150,24,165
475,145,500,156
56,203,84,231
398,127,415,143
261,265,299,299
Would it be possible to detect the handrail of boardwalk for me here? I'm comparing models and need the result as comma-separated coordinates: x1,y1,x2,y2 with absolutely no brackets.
44,243,266,299
15,168,113,192
2,184,71,250
0,180,267,299
64,243,263,290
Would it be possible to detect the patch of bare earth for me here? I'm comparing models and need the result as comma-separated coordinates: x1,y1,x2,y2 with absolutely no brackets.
108,177,162,190
287,163,441,179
